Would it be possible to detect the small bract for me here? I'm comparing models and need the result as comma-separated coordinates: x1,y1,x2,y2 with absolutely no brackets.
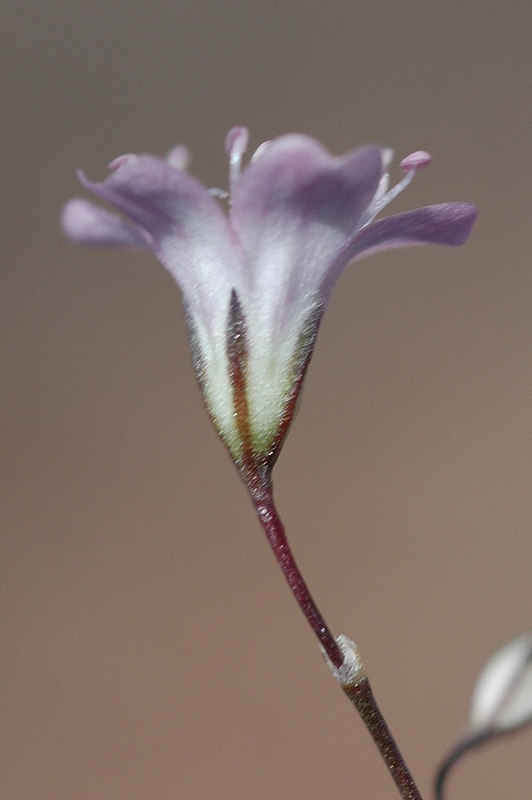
469,632,532,734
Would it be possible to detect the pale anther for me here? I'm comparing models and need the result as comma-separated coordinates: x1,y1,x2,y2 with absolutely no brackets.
167,145,191,171
400,150,432,172
225,127,249,199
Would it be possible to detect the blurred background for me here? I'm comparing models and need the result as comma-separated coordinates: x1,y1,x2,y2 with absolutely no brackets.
1,1,531,798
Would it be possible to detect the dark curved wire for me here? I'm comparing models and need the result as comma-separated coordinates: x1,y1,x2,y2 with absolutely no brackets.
434,730,492,800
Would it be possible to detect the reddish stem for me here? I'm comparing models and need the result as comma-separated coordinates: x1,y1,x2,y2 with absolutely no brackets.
244,467,424,799
244,466,344,669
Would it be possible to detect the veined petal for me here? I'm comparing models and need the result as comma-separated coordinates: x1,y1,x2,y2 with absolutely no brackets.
231,136,383,326
77,154,249,450
61,198,148,248
77,154,246,323
351,202,478,254
321,202,478,301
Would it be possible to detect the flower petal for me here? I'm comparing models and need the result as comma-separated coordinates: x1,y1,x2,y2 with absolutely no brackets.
75,154,250,450
321,202,478,300
230,136,384,323
61,198,148,248
76,154,246,329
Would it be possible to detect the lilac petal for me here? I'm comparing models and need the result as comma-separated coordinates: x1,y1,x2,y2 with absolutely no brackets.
321,202,478,301
349,201,478,256
76,154,245,329
76,153,252,447
230,136,384,321
61,198,148,248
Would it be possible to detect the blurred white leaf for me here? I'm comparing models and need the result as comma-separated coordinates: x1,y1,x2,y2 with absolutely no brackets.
469,632,532,733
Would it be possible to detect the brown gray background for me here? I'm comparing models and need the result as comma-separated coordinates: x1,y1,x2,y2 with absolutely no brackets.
1,1,531,798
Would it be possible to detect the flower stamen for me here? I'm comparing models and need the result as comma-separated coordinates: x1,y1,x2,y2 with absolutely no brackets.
360,149,432,229
166,145,191,171
225,126,249,200
208,187,229,199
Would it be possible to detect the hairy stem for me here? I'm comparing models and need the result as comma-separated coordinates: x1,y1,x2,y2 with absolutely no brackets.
343,677,423,800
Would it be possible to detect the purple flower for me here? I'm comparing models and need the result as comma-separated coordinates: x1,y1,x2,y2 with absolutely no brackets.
62,128,477,470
